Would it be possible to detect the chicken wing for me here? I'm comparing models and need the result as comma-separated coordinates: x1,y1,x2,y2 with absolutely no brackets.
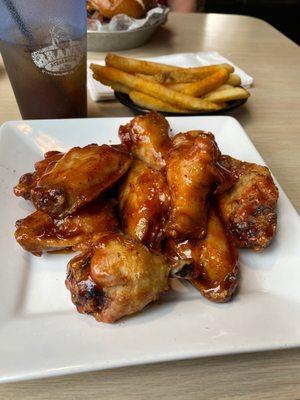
15,197,118,256
66,233,170,323
119,111,172,169
165,131,232,240
119,160,170,249
217,156,279,251
164,206,238,303
31,144,132,218
13,151,64,200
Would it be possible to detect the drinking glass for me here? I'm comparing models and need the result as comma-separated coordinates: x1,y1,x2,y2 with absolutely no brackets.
0,0,87,119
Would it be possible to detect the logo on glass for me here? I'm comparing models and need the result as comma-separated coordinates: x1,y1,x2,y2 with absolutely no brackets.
31,25,85,76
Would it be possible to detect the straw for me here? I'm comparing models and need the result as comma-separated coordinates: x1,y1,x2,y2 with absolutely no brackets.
2,0,34,44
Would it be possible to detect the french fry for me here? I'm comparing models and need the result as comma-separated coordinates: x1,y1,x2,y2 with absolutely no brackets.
166,68,230,97
227,74,241,87
152,64,234,84
105,53,179,75
136,73,166,83
214,84,234,92
90,64,222,111
203,87,250,103
137,70,216,83
108,71,239,90
129,91,194,114
93,75,130,94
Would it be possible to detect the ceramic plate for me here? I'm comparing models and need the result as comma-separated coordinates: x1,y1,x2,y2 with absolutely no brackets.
0,116,299,383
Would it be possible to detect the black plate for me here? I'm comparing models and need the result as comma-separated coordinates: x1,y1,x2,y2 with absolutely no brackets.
114,91,248,116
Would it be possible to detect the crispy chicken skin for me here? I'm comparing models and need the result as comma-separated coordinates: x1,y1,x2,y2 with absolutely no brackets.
165,131,232,240
164,206,238,303
31,144,132,218
118,160,170,249
13,151,64,200
66,233,170,323
118,111,172,169
15,197,118,256
217,156,279,251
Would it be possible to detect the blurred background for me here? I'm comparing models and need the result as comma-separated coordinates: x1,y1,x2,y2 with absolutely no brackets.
199,0,299,44
167,0,299,44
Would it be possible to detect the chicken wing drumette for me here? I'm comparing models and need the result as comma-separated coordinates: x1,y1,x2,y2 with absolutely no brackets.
66,233,170,323
217,156,279,251
119,160,170,249
30,144,132,218
14,150,64,200
164,206,238,303
166,131,233,240
15,197,118,256
119,111,172,169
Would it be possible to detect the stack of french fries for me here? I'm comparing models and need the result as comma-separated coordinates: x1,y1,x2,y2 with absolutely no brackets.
90,53,250,114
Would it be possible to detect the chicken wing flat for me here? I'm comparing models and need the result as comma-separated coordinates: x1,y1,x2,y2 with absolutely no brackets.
14,151,64,200
166,131,232,240
15,197,118,256
66,233,170,323
31,144,132,218
119,111,172,169
164,206,238,303
119,160,170,249
217,156,279,251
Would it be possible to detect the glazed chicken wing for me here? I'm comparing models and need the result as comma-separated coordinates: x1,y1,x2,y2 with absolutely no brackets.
14,151,64,200
217,156,279,251
15,197,118,256
66,233,170,323
165,206,238,303
166,131,232,240
31,144,132,218
119,160,170,249
119,111,172,169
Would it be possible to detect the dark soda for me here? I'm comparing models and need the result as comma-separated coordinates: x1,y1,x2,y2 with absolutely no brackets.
0,27,87,119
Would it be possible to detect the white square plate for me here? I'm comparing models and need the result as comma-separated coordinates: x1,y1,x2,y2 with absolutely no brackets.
0,116,299,383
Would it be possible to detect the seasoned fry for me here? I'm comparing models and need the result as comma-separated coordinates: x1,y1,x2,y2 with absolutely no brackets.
195,84,233,101
109,82,130,95
152,64,234,84
227,74,241,86
214,84,234,92
166,68,230,97
130,92,227,114
203,87,250,103
90,64,221,111
129,91,194,114
93,75,130,94
106,53,234,80
105,53,179,75
138,73,241,91
136,73,166,83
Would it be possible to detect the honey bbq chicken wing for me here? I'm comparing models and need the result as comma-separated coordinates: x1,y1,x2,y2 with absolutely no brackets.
14,151,64,200
15,197,118,256
118,160,170,249
31,144,132,218
66,233,170,323
119,111,172,169
217,156,279,251
164,206,238,303
165,131,232,240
